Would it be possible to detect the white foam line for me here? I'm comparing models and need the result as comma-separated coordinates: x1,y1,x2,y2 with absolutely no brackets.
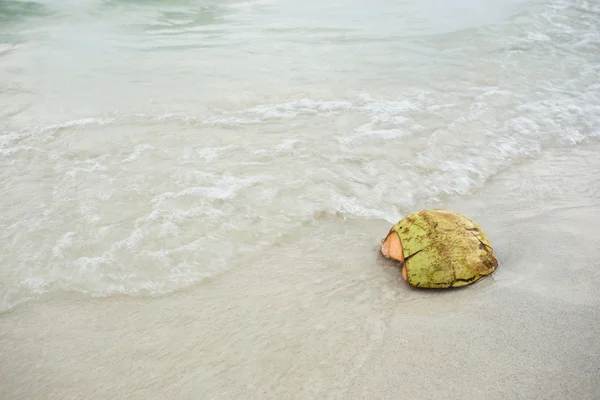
122,144,154,163
38,117,114,133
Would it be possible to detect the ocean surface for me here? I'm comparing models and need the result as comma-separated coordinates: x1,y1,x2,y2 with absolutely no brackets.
1,0,599,311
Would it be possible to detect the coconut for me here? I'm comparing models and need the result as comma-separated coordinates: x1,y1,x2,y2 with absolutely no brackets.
380,209,498,288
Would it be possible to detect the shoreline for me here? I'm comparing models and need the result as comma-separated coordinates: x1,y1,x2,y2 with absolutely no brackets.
2,143,600,399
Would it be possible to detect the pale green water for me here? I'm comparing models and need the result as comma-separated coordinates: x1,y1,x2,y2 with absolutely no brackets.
1,0,599,310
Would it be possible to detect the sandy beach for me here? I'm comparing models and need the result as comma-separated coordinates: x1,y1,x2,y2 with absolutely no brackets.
2,0,600,398
1,143,599,400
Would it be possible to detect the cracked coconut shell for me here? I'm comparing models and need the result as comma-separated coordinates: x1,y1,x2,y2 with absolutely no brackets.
380,209,498,288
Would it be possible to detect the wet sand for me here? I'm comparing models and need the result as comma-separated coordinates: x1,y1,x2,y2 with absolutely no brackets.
1,144,600,400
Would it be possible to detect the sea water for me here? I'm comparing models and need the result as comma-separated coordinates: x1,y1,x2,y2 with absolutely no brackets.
1,0,599,311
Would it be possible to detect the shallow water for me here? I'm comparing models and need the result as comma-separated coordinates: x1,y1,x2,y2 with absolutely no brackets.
1,0,599,311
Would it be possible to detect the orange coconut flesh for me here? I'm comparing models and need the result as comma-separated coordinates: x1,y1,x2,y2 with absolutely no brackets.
381,232,408,281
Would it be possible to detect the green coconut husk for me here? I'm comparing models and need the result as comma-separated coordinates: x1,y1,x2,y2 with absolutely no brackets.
380,209,498,288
